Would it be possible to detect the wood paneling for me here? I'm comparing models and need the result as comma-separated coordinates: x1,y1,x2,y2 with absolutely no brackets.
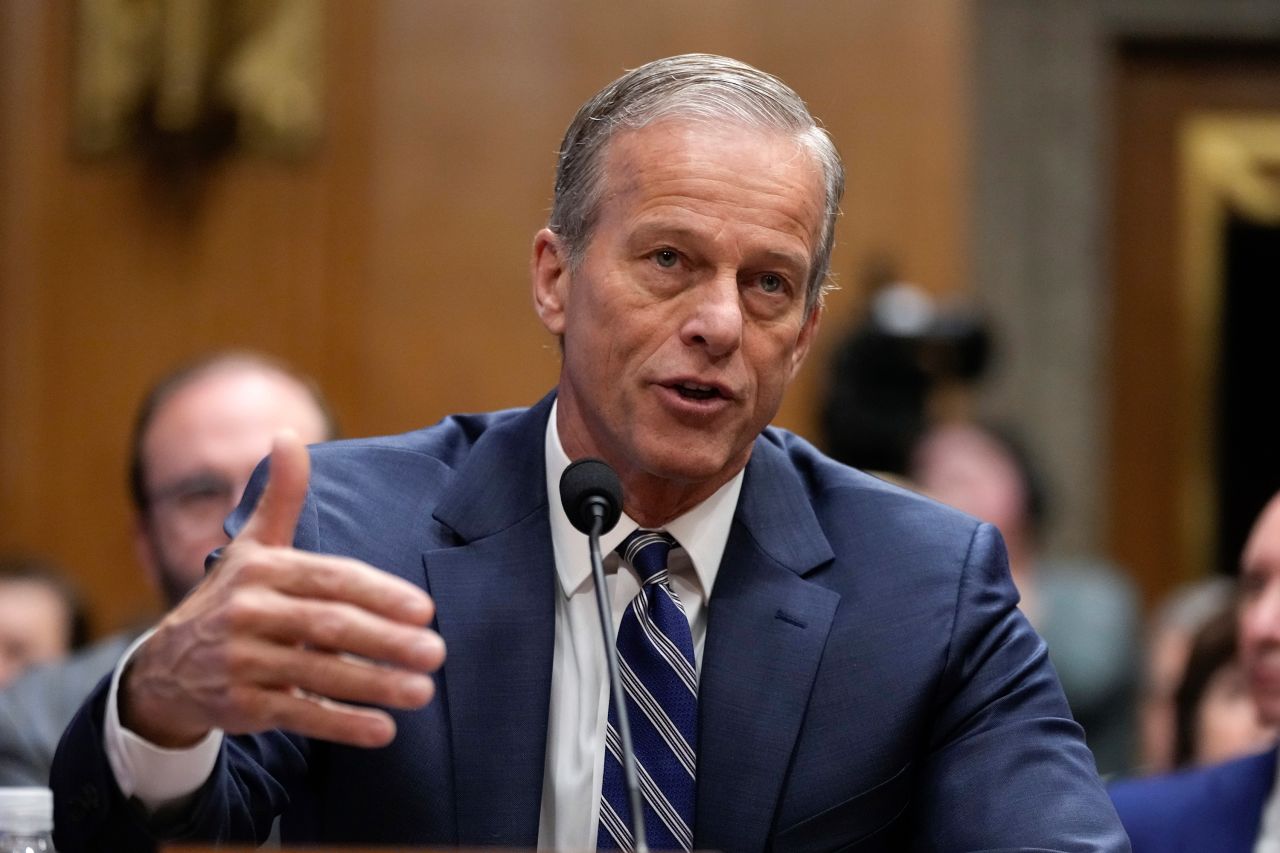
1109,41,1280,607
0,0,972,635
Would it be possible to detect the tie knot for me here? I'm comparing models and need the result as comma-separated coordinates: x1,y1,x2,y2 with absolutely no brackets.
617,529,677,583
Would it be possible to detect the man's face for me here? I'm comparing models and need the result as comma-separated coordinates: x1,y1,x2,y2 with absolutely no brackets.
912,425,1029,544
0,579,71,687
135,368,330,605
1238,494,1280,725
533,119,824,520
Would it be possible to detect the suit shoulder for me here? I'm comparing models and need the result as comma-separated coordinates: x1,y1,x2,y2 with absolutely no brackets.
308,407,527,475
758,426,983,549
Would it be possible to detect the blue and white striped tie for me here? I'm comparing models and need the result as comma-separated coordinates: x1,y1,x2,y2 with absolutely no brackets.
598,530,697,851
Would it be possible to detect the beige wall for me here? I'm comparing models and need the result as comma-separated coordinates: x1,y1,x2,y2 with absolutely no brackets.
0,0,971,635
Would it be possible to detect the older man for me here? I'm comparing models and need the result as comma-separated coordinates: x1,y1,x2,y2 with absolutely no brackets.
0,352,334,786
1112,493,1280,851
52,55,1126,852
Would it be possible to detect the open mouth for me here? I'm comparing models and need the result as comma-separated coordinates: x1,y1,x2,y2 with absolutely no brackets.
670,382,724,401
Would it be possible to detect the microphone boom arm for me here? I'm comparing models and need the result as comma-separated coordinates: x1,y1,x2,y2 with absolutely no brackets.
588,504,650,853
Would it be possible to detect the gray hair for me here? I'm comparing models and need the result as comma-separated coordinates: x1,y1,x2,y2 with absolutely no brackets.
548,54,845,314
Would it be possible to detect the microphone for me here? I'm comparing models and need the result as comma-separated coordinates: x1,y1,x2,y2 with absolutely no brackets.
559,458,623,536
558,459,649,853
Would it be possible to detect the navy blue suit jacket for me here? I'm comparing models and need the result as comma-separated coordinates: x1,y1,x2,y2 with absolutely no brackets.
52,393,1128,851
1110,747,1277,853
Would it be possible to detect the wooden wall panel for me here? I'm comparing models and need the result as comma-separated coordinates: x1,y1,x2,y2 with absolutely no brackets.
1109,42,1280,606
0,0,972,635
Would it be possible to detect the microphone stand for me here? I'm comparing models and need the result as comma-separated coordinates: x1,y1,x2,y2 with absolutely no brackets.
588,510,649,853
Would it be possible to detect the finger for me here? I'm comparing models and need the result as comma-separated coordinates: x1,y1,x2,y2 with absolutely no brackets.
226,685,401,748
233,638,436,710
234,548,434,626
234,588,444,672
239,430,311,548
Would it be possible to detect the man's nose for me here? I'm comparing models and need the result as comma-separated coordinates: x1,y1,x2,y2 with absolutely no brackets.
680,273,744,358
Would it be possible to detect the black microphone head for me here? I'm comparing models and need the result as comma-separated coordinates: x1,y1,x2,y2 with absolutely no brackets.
559,458,623,536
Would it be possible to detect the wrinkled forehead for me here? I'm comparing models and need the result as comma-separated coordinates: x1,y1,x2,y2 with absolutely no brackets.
603,115,824,185
596,119,826,239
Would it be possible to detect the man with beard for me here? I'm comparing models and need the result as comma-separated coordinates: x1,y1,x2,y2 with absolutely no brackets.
0,352,334,786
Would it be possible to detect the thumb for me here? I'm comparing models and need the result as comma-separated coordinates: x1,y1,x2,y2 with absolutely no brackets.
238,430,311,547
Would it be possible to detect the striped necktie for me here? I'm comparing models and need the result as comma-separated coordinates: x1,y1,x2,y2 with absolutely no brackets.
598,529,697,851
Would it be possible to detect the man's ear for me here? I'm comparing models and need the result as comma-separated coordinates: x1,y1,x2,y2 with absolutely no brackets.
531,228,569,336
788,301,823,380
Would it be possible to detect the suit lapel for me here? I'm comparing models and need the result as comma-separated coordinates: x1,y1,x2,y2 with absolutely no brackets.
696,433,840,853
422,395,557,847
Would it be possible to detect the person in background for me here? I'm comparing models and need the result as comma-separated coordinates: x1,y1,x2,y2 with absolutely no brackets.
909,420,1141,776
1172,601,1277,769
0,555,88,688
0,351,336,785
1138,576,1237,774
1111,490,1280,852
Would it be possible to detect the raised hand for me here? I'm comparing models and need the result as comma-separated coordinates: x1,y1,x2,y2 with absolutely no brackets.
120,431,445,748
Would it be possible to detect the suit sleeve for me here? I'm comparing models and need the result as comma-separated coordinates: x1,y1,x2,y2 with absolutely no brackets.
0,684,54,786
51,459,312,852
913,522,1132,852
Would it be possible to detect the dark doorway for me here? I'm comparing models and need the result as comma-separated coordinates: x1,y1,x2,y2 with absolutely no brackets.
1217,215,1280,573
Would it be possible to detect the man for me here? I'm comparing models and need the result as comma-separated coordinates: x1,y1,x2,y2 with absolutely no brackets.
0,555,87,688
1111,492,1280,852
52,55,1127,852
0,352,334,786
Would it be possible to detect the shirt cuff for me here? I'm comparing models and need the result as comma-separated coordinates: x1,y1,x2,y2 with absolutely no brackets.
104,628,223,811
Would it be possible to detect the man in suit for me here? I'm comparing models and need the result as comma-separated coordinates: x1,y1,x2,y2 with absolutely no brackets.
0,352,334,786
1111,492,1280,851
51,54,1128,852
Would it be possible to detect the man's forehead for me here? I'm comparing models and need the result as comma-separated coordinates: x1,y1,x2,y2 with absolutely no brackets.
597,121,825,242
603,118,820,182
1242,495,1280,576
143,369,317,471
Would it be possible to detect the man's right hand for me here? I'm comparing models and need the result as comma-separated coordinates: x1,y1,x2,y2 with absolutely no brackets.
120,431,445,749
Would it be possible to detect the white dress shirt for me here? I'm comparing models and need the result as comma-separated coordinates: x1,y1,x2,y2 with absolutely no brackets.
1254,754,1280,853
104,400,742,850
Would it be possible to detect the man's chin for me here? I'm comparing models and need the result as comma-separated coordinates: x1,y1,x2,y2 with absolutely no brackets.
635,440,749,486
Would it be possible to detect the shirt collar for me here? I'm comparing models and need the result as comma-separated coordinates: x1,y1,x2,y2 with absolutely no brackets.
544,399,742,600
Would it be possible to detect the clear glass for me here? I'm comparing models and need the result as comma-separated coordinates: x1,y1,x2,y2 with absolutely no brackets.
0,831,55,852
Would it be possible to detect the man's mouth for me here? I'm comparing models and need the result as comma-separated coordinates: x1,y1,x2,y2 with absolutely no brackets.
670,381,724,401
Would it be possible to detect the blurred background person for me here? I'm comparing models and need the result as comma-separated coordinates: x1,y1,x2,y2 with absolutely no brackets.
1172,600,1277,769
1110,490,1280,852
0,555,89,688
0,351,336,786
1138,576,1239,774
908,420,1141,776
820,279,1142,776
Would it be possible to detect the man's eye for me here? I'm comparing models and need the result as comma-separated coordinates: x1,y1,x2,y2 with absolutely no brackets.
176,485,230,509
758,273,784,294
654,249,679,268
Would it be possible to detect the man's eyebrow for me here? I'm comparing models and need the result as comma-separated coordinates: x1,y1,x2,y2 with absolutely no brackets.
628,222,707,246
150,470,233,500
755,247,810,274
